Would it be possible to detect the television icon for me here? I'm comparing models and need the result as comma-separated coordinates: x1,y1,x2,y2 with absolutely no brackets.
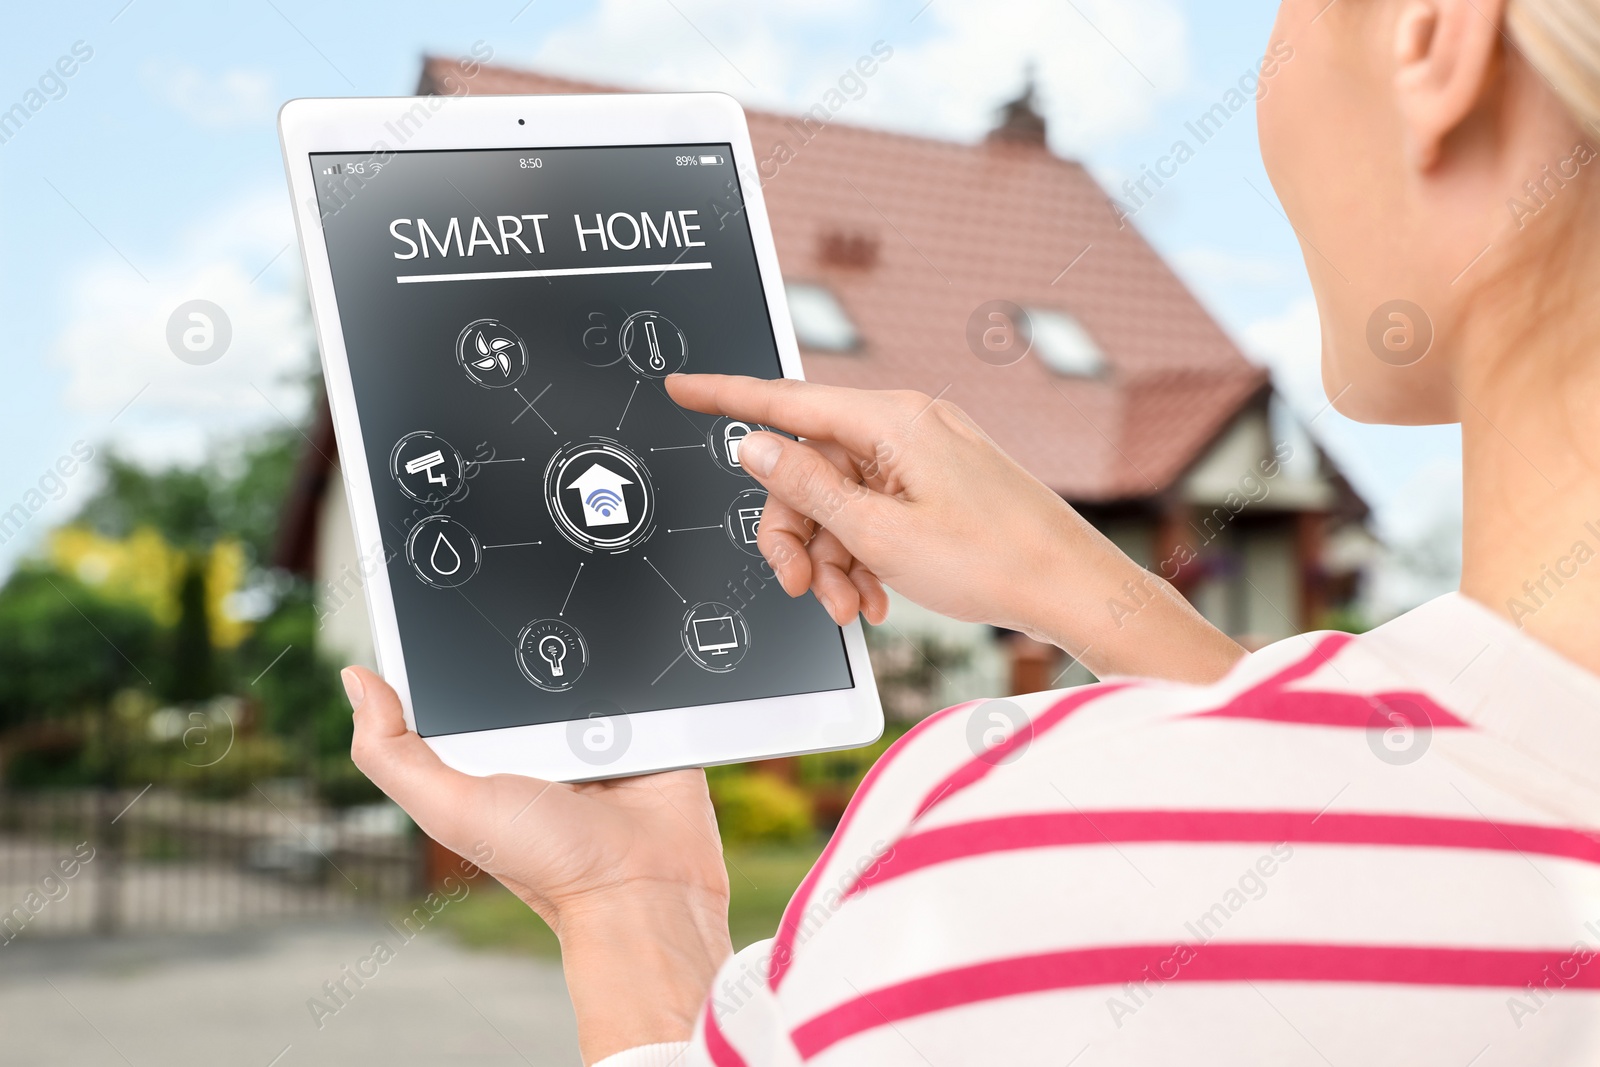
692,615,739,655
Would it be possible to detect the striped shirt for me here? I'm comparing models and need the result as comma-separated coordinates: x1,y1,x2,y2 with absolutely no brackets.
600,594,1600,1065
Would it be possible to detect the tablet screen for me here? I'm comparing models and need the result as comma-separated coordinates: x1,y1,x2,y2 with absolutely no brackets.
310,143,853,737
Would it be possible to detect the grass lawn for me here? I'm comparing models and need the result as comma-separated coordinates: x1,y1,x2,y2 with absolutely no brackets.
433,840,827,958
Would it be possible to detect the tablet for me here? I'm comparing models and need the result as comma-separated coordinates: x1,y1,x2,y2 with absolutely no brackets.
279,92,882,781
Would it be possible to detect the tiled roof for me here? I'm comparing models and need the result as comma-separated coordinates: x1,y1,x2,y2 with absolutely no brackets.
418,60,1271,503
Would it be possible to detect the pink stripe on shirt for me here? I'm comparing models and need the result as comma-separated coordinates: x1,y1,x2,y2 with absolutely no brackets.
790,942,1600,1058
766,700,980,990
910,682,1135,821
702,1005,748,1067
846,809,1600,897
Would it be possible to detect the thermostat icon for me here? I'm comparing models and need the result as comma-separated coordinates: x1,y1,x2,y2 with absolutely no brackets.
619,311,686,378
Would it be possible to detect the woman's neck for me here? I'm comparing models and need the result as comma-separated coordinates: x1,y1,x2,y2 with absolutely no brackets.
1457,272,1600,676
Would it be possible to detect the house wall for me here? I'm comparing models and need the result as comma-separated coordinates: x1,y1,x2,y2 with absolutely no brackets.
1186,520,1301,644
875,591,1010,709
1242,523,1300,639
1181,402,1335,514
1100,520,1156,570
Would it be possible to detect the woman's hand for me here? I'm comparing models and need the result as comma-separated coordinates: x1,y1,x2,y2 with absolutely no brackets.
343,667,731,1064
666,374,1245,685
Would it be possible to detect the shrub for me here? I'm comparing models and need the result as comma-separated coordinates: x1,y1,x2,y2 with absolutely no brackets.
710,772,814,845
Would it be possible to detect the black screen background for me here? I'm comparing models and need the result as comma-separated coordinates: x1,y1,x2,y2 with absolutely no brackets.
312,144,852,737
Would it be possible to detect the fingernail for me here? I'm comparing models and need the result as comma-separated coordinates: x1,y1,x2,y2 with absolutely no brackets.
341,667,365,710
739,432,780,477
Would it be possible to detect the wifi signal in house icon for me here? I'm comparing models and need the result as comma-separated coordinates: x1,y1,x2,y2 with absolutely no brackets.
567,463,633,527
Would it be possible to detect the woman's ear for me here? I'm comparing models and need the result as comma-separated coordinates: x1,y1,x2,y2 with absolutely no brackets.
1394,0,1509,169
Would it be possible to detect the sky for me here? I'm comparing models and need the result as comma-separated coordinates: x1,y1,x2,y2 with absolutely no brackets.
0,0,1464,615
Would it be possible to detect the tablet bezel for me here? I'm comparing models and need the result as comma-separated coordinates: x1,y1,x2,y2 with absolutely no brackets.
278,91,883,781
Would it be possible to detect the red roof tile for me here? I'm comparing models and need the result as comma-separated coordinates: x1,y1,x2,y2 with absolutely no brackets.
419,60,1270,503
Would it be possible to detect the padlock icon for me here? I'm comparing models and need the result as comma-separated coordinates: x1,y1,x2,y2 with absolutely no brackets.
723,421,752,467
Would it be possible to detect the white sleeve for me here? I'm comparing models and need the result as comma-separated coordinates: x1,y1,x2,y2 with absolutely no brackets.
595,939,804,1067
591,1041,692,1067
686,939,805,1066
599,701,1006,1066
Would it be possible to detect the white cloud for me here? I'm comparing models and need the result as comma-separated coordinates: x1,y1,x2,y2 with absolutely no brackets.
1241,295,1325,423
50,187,313,468
519,0,1190,152
1365,453,1464,620
858,0,1190,150
1170,247,1289,289
143,64,277,129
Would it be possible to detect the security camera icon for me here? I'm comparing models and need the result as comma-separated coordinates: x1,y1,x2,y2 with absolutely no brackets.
403,450,449,487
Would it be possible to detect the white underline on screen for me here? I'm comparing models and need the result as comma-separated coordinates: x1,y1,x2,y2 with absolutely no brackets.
395,262,714,284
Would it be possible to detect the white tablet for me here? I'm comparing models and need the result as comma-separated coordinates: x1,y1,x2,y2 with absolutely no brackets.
278,92,881,781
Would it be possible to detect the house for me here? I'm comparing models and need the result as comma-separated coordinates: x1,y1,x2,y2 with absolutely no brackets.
276,60,1370,706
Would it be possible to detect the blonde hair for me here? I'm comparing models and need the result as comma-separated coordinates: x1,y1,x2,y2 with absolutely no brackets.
1509,0,1600,131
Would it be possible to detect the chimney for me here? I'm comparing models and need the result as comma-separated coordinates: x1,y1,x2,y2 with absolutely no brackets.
987,64,1048,148
817,228,880,270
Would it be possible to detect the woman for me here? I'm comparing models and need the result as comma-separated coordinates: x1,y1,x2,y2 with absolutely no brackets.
343,0,1600,1062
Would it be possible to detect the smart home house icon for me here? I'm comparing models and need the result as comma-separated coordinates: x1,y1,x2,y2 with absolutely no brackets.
567,463,633,527
543,439,657,554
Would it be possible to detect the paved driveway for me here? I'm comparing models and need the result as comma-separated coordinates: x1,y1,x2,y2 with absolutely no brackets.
0,922,582,1066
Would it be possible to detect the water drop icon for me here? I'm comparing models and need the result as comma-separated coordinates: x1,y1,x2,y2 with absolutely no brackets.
430,532,462,575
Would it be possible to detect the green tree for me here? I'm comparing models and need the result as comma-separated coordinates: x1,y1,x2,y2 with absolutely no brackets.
0,566,157,729
0,566,158,785
69,427,303,704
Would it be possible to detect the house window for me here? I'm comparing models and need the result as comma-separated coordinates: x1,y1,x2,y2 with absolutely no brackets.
1024,307,1106,377
785,281,860,352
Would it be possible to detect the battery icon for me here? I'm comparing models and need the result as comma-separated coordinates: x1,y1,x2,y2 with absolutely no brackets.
697,154,724,166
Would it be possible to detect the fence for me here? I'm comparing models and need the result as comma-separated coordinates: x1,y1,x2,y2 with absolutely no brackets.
0,786,422,939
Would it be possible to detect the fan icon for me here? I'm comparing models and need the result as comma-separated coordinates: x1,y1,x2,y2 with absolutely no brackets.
454,318,528,389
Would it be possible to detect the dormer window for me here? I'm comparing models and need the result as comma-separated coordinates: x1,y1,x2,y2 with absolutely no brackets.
1025,307,1106,377
786,281,861,352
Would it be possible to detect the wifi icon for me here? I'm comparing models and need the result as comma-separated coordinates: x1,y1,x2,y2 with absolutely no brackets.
567,463,633,528
586,488,623,518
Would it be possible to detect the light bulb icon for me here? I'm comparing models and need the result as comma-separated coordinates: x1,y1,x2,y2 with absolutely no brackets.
516,619,588,692
539,634,567,678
